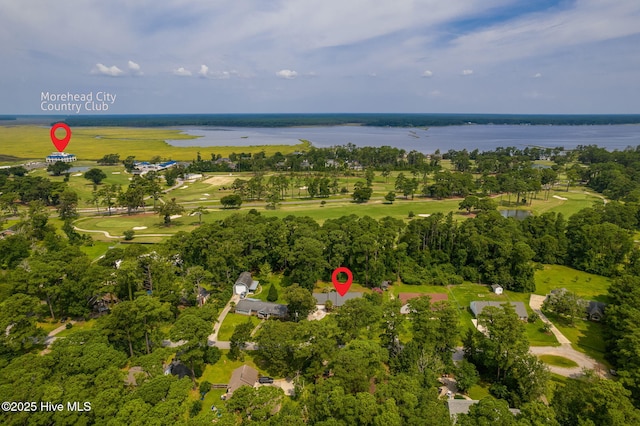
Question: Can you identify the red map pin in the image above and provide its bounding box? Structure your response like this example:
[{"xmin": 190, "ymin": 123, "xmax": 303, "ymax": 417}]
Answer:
[
  {"xmin": 331, "ymin": 267, "xmax": 353, "ymax": 296},
  {"xmin": 50, "ymin": 123, "xmax": 72, "ymax": 152}
]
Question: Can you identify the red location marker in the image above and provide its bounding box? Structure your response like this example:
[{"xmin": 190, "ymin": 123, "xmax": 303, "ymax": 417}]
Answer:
[
  {"xmin": 50, "ymin": 123, "xmax": 72, "ymax": 152},
  {"xmin": 331, "ymin": 267, "xmax": 353, "ymax": 296}
]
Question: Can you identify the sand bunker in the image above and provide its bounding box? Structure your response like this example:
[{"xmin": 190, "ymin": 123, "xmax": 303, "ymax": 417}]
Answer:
[
  {"xmin": 170, "ymin": 215, "xmax": 182, "ymax": 220},
  {"xmin": 553, "ymin": 195, "xmax": 568, "ymax": 201},
  {"xmin": 204, "ymin": 175, "xmax": 237, "ymax": 186},
  {"xmin": 111, "ymin": 172, "xmax": 121, "ymax": 174},
  {"xmin": 418, "ymin": 214, "xmax": 431, "ymax": 218},
  {"xmin": 132, "ymin": 226, "xmax": 147, "ymax": 230},
  {"xmin": 203, "ymin": 193, "xmax": 210, "ymax": 196},
  {"xmin": 199, "ymin": 198, "xmax": 208, "ymax": 200},
  {"xmin": 180, "ymin": 185, "xmax": 189, "ymax": 190},
  {"xmin": 72, "ymin": 173, "xmax": 82, "ymax": 177}
]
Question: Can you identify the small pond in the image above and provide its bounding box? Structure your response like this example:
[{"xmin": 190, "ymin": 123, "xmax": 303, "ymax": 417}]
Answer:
[
  {"xmin": 67, "ymin": 166, "xmax": 90, "ymax": 173},
  {"xmin": 500, "ymin": 210, "xmax": 532, "ymax": 220}
]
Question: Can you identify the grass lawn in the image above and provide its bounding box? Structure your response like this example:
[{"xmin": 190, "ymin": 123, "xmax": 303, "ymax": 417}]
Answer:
[
  {"xmin": 37, "ymin": 321, "xmax": 63, "ymax": 334},
  {"xmin": 251, "ymin": 277, "xmax": 287, "ymax": 304},
  {"xmin": 55, "ymin": 319, "xmax": 96, "ymax": 337},
  {"xmin": 545, "ymin": 313, "xmax": 609, "ymax": 366},
  {"xmin": 526, "ymin": 320, "xmax": 560, "ymax": 347},
  {"xmin": 194, "ymin": 351, "xmax": 266, "ymax": 415},
  {"xmin": 80, "ymin": 241, "xmax": 117, "ymax": 260},
  {"xmin": 467, "ymin": 382, "xmax": 491, "ymax": 400},
  {"xmin": 447, "ymin": 283, "xmax": 558, "ymax": 346},
  {"xmin": 390, "ymin": 283, "xmax": 450, "ymax": 297},
  {"xmin": 0, "ymin": 126, "xmax": 310, "ymax": 161},
  {"xmin": 217, "ymin": 313, "xmax": 260, "ymax": 341},
  {"xmin": 535, "ymin": 265, "xmax": 611, "ymax": 302},
  {"xmin": 539, "ymin": 355, "xmax": 579, "ymax": 368}
]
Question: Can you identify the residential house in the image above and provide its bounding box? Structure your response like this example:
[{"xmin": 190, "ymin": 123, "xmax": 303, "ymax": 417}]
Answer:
[
  {"xmin": 399, "ymin": 293, "xmax": 448, "ymax": 314},
  {"xmin": 165, "ymin": 360, "xmax": 192, "ymax": 379},
  {"xmin": 235, "ymin": 299, "xmax": 288, "ymax": 319},
  {"xmin": 469, "ymin": 301, "xmax": 528, "ymax": 321},
  {"xmin": 227, "ymin": 365, "xmax": 259, "ymax": 395},
  {"xmin": 234, "ymin": 271, "xmax": 258, "ymax": 297},
  {"xmin": 196, "ymin": 287, "xmax": 210, "ymax": 307},
  {"xmin": 447, "ymin": 400, "xmax": 520, "ymax": 423},
  {"xmin": 586, "ymin": 301, "xmax": 606, "ymax": 322},
  {"xmin": 313, "ymin": 291, "xmax": 363, "ymax": 308}
]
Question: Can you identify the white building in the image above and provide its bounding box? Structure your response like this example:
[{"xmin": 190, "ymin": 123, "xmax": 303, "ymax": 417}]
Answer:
[{"xmin": 46, "ymin": 152, "xmax": 76, "ymax": 163}]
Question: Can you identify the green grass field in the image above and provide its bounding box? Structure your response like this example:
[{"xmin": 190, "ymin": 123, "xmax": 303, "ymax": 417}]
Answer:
[
  {"xmin": 0, "ymin": 126, "xmax": 310, "ymax": 161},
  {"xmin": 467, "ymin": 382, "xmax": 491, "ymax": 400},
  {"xmin": 544, "ymin": 312, "xmax": 609, "ymax": 366},
  {"xmin": 535, "ymin": 265, "xmax": 611, "ymax": 302},
  {"xmin": 195, "ymin": 351, "xmax": 265, "ymax": 416},
  {"xmin": 217, "ymin": 313, "xmax": 260, "ymax": 341},
  {"xmin": 539, "ymin": 355, "xmax": 579, "ymax": 368},
  {"xmin": 55, "ymin": 319, "xmax": 96, "ymax": 337}
]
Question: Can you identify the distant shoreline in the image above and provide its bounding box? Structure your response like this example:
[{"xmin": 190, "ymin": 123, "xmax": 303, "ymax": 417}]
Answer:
[{"xmin": 2, "ymin": 113, "xmax": 640, "ymax": 128}]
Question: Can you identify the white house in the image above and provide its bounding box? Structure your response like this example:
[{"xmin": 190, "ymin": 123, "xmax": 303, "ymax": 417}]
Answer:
[{"xmin": 234, "ymin": 271, "xmax": 258, "ymax": 297}]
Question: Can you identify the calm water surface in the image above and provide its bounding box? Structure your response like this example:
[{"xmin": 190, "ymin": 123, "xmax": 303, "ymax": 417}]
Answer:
[{"xmin": 167, "ymin": 125, "xmax": 640, "ymax": 152}]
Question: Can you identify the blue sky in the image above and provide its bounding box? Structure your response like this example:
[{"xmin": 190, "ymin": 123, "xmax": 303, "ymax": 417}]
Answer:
[{"xmin": 1, "ymin": 0, "xmax": 639, "ymax": 114}]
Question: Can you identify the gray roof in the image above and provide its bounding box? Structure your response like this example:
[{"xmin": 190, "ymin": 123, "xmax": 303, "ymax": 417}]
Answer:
[
  {"xmin": 470, "ymin": 301, "xmax": 528, "ymax": 319},
  {"xmin": 236, "ymin": 271, "xmax": 253, "ymax": 287},
  {"xmin": 249, "ymin": 280, "xmax": 259, "ymax": 292},
  {"xmin": 587, "ymin": 301, "xmax": 606, "ymax": 316},
  {"xmin": 235, "ymin": 299, "xmax": 288, "ymax": 317},
  {"xmin": 448, "ymin": 399, "xmax": 479, "ymax": 418},
  {"xmin": 228, "ymin": 365, "xmax": 259, "ymax": 393},
  {"xmin": 447, "ymin": 399, "xmax": 520, "ymax": 421},
  {"xmin": 313, "ymin": 291, "xmax": 364, "ymax": 307},
  {"xmin": 491, "ymin": 284, "xmax": 503, "ymax": 290}
]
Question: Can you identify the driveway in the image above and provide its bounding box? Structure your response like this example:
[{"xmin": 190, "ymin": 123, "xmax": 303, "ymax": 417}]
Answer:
[{"xmin": 528, "ymin": 294, "xmax": 608, "ymax": 377}]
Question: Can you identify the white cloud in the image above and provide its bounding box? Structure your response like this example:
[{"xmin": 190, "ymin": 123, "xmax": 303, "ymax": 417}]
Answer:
[
  {"xmin": 533, "ymin": 72, "xmax": 542, "ymax": 78},
  {"xmin": 128, "ymin": 60, "xmax": 143, "ymax": 76},
  {"xmin": 91, "ymin": 63, "xmax": 123, "ymax": 77},
  {"xmin": 422, "ymin": 70, "xmax": 433, "ymax": 78},
  {"xmin": 198, "ymin": 64, "xmax": 209, "ymax": 77},
  {"xmin": 173, "ymin": 67, "xmax": 192, "ymax": 77},
  {"xmin": 461, "ymin": 69, "xmax": 474, "ymax": 76},
  {"xmin": 276, "ymin": 69, "xmax": 298, "ymax": 79}
]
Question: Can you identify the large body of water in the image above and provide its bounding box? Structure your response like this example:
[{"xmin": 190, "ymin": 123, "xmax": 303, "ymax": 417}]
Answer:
[{"xmin": 167, "ymin": 124, "xmax": 640, "ymax": 152}]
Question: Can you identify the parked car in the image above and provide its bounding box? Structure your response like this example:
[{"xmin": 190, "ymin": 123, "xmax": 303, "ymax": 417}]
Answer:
[{"xmin": 258, "ymin": 376, "xmax": 274, "ymax": 384}]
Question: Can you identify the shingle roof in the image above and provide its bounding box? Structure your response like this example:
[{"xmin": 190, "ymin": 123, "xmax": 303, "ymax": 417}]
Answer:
[
  {"xmin": 447, "ymin": 399, "xmax": 479, "ymax": 417},
  {"xmin": 398, "ymin": 292, "xmax": 448, "ymax": 305},
  {"xmin": 313, "ymin": 291, "xmax": 363, "ymax": 307},
  {"xmin": 470, "ymin": 301, "xmax": 528, "ymax": 319},
  {"xmin": 235, "ymin": 299, "xmax": 288, "ymax": 317},
  {"xmin": 236, "ymin": 272, "xmax": 253, "ymax": 287},
  {"xmin": 228, "ymin": 365, "xmax": 259, "ymax": 393}
]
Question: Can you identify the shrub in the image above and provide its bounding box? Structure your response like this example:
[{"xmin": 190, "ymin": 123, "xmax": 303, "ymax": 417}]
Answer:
[{"xmin": 123, "ymin": 230, "xmax": 135, "ymax": 240}]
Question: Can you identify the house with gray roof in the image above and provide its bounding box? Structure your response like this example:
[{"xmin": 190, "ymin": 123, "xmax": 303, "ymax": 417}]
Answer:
[
  {"xmin": 586, "ymin": 301, "xmax": 606, "ymax": 322},
  {"xmin": 313, "ymin": 291, "xmax": 363, "ymax": 308},
  {"xmin": 235, "ymin": 299, "xmax": 288, "ymax": 319},
  {"xmin": 470, "ymin": 301, "xmax": 528, "ymax": 321},
  {"xmin": 447, "ymin": 399, "xmax": 521, "ymax": 423},
  {"xmin": 234, "ymin": 271, "xmax": 259, "ymax": 297},
  {"xmin": 227, "ymin": 365, "xmax": 259, "ymax": 395}
]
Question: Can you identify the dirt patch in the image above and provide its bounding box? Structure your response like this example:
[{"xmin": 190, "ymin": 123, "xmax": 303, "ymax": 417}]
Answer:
[{"xmin": 204, "ymin": 175, "xmax": 237, "ymax": 186}]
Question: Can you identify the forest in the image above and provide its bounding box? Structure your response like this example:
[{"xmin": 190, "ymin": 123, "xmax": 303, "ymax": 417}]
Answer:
[{"xmin": 2, "ymin": 143, "xmax": 640, "ymax": 424}]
